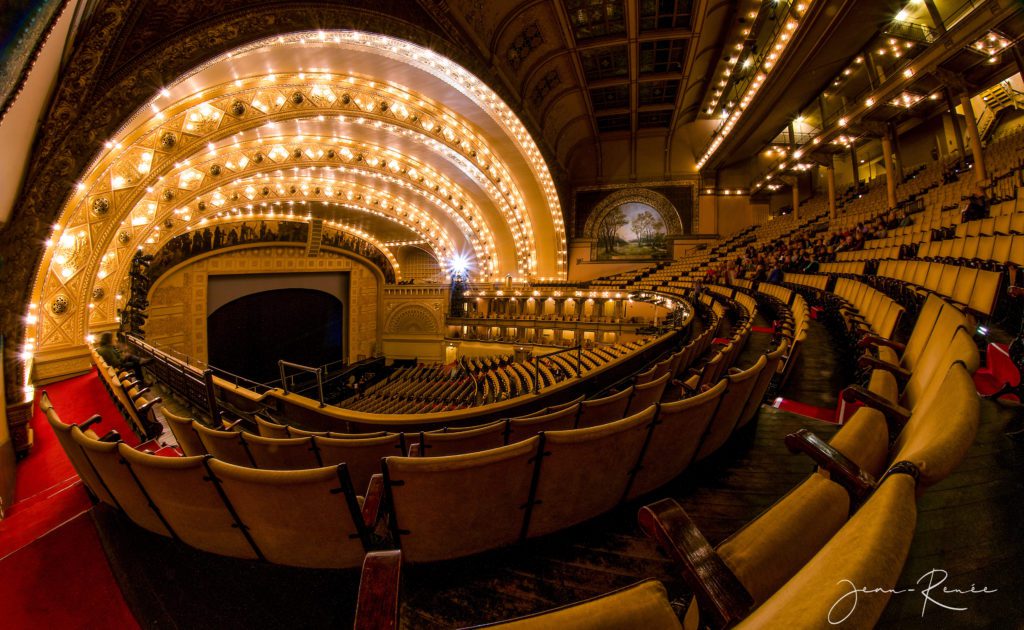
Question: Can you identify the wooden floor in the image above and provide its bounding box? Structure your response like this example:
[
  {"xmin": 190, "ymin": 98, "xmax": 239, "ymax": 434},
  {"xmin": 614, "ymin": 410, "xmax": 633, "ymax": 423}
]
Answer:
[{"xmin": 95, "ymin": 311, "xmax": 1024, "ymax": 629}]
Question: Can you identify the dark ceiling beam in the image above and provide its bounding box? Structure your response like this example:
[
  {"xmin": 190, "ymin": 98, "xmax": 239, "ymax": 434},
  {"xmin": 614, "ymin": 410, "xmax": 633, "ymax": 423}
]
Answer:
[{"xmin": 550, "ymin": 0, "xmax": 603, "ymax": 172}]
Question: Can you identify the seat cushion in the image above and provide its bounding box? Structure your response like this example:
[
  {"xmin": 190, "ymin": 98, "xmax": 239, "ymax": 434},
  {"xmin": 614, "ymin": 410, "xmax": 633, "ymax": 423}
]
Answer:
[
  {"xmin": 876, "ymin": 345, "xmax": 900, "ymax": 366},
  {"xmin": 717, "ymin": 474, "xmax": 850, "ymax": 605},
  {"xmin": 828, "ymin": 407, "xmax": 890, "ymax": 478},
  {"xmin": 867, "ymin": 369, "xmax": 899, "ymax": 404}
]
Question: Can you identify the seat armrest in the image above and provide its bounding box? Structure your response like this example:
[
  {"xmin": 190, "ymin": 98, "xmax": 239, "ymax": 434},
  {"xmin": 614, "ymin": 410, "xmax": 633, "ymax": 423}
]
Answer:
[
  {"xmin": 221, "ymin": 418, "xmax": 243, "ymax": 430},
  {"xmin": 784, "ymin": 429, "xmax": 877, "ymax": 500},
  {"xmin": 361, "ymin": 474, "xmax": 386, "ymax": 528},
  {"xmin": 841, "ymin": 385, "xmax": 911, "ymax": 432},
  {"xmin": 638, "ymin": 498, "xmax": 753, "ymax": 629},
  {"xmin": 354, "ymin": 550, "xmax": 402, "ymax": 630},
  {"xmin": 99, "ymin": 429, "xmax": 121, "ymax": 443},
  {"xmin": 129, "ymin": 386, "xmax": 151, "ymax": 401},
  {"xmin": 407, "ymin": 443, "xmax": 422, "ymax": 457},
  {"xmin": 858, "ymin": 355, "xmax": 911, "ymax": 382},
  {"xmin": 857, "ymin": 334, "xmax": 906, "ymax": 353},
  {"xmin": 79, "ymin": 414, "xmax": 103, "ymax": 432},
  {"xmin": 136, "ymin": 397, "xmax": 162, "ymax": 416}
]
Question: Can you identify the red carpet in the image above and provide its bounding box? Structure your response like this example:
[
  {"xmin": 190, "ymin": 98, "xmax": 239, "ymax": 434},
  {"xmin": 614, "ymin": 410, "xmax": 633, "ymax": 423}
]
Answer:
[
  {"xmin": 771, "ymin": 396, "xmax": 839, "ymax": 424},
  {"xmin": 1, "ymin": 371, "xmax": 142, "ymax": 562},
  {"xmin": 751, "ymin": 326, "xmax": 775, "ymax": 334},
  {"xmin": 0, "ymin": 512, "xmax": 139, "ymax": 630}
]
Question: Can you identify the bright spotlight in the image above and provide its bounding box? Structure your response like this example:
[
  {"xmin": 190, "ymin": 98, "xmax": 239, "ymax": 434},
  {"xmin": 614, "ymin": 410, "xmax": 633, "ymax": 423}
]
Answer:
[{"xmin": 450, "ymin": 254, "xmax": 469, "ymax": 275}]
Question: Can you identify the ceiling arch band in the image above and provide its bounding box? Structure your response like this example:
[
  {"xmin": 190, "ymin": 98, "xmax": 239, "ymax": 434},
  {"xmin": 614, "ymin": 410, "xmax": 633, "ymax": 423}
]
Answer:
[{"xmin": 28, "ymin": 30, "xmax": 568, "ymax": 358}]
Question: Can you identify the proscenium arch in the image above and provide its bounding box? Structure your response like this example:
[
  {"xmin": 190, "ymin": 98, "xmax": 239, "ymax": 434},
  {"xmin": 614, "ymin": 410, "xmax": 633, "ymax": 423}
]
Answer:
[
  {"xmin": 24, "ymin": 29, "xmax": 569, "ymax": 379},
  {"xmin": 582, "ymin": 188, "xmax": 686, "ymax": 239}
]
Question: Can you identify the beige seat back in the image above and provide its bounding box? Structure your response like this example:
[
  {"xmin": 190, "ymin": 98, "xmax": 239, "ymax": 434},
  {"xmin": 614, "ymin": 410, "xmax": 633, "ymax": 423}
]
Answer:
[
  {"xmin": 577, "ymin": 387, "xmax": 632, "ymax": 428},
  {"xmin": 244, "ymin": 433, "xmax": 320, "ymax": 470},
  {"xmin": 255, "ymin": 415, "xmax": 290, "ymax": 438},
  {"xmin": 633, "ymin": 365, "xmax": 657, "ymax": 385},
  {"xmin": 208, "ymin": 459, "xmax": 367, "ymax": 568},
  {"xmin": 892, "ymin": 362, "xmax": 979, "ymax": 491},
  {"xmin": 119, "ymin": 445, "xmax": 259, "ymax": 559},
  {"xmin": 384, "ymin": 437, "xmax": 540, "ymax": 563},
  {"xmin": 288, "ymin": 426, "xmax": 388, "ymax": 439},
  {"xmin": 193, "ymin": 422, "xmax": 255, "ymax": 467},
  {"xmin": 527, "ymin": 407, "xmax": 656, "ymax": 539},
  {"xmin": 71, "ymin": 428, "xmax": 171, "ymax": 536},
  {"xmin": 738, "ymin": 340, "xmax": 788, "ymax": 429},
  {"xmin": 315, "ymin": 433, "xmax": 406, "ymax": 491},
  {"xmin": 695, "ymin": 356, "xmax": 767, "ymax": 461},
  {"xmin": 417, "ymin": 420, "xmax": 508, "ymax": 457},
  {"xmin": 507, "ymin": 404, "xmax": 580, "ymax": 445},
  {"xmin": 626, "ymin": 373, "xmax": 670, "ymax": 416},
  {"xmin": 627, "ymin": 380, "xmax": 727, "ymax": 500},
  {"xmin": 903, "ymin": 325, "xmax": 978, "ymax": 410},
  {"xmin": 161, "ymin": 405, "xmax": 207, "ymax": 456}
]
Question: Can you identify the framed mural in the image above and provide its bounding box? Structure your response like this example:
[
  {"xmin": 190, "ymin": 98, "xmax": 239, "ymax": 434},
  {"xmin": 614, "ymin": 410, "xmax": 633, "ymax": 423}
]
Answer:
[
  {"xmin": 576, "ymin": 185, "xmax": 693, "ymax": 261},
  {"xmin": 595, "ymin": 202, "xmax": 668, "ymax": 260}
]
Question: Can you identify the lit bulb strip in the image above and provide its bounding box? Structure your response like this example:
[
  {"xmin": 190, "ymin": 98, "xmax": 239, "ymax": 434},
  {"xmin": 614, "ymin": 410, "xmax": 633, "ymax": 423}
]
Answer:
[{"xmin": 696, "ymin": 2, "xmax": 814, "ymax": 170}]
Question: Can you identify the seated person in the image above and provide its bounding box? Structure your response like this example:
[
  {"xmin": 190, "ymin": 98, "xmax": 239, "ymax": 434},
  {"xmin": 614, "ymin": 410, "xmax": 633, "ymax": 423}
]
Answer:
[{"xmin": 95, "ymin": 332, "xmax": 145, "ymax": 382}]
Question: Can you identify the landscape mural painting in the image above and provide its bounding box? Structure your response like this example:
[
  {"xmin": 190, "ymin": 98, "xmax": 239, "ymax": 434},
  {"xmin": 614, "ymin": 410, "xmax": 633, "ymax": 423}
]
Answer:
[{"xmin": 595, "ymin": 202, "xmax": 668, "ymax": 260}]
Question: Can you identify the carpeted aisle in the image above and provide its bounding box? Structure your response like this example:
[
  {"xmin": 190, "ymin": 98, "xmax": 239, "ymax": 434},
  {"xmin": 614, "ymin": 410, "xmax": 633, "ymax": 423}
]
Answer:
[
  {"xmin": 0, "ymin": 371, "xmax": 143, "ymax": 628},
  {"xmin": 0, "ymin": 512, "xmax": 139, "ymax": 630}
]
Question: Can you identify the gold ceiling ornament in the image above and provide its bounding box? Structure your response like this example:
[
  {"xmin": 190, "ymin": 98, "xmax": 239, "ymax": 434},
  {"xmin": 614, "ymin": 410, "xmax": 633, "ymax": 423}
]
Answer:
[{"xmin": 65, "ymin": 72, "xmax": 540, "ymax": 273}]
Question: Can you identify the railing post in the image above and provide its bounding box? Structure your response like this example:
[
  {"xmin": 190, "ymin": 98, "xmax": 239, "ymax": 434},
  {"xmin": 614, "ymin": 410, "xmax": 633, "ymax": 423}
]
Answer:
[
  {"xmin": 317, "ymin": 367, "xmax": 326, "ymax": 408},
  {"xmin": 203, "ymin": 369, "xmax": 221, "ymax": 422},
  {"xmin": 278, "ymin": 360, "xmax": 289, "ymax": 395}
]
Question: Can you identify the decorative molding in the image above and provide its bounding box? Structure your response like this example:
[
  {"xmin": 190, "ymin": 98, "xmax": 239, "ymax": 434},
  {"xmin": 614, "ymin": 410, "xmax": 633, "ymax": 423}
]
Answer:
[{"xmin": 384, "ymin": 303, "xmax": 441, "ymax": 335}]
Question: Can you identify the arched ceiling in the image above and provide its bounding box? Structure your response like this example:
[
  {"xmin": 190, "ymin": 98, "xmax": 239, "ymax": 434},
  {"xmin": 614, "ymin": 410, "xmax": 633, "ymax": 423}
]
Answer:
[{"xmin": 28, "ymin": 30, "xmax": 570, "ymax": 356}]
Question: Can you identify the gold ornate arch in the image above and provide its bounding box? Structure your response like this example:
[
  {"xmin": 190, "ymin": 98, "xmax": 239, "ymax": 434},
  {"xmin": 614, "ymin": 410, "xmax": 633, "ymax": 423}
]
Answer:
[{"xmin": 23, "ymin": 30, "xmax": 569, "ymax": 385}]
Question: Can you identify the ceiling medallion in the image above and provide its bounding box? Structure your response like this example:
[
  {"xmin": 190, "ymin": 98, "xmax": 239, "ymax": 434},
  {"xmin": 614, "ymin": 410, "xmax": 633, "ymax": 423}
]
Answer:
[
  {"xmin": 51, "ymin": 295, "xmax": 69, "ymax": 315},
  {"xmin": 92, "ymin": 197, "xmax": 110, "ymax": 216}
]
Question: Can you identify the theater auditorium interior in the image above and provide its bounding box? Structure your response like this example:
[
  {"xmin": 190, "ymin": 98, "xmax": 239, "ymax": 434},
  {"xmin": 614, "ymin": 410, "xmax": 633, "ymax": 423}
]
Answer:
[{"xmin": 2, "ymin": 0, "xmax": 1024, "ymax": 627}]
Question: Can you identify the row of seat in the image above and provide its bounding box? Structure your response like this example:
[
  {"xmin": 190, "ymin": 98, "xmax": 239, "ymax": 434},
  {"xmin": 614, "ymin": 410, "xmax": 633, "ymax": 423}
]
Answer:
[
  {"xmin": 875, "ymin": 258, "xmax": 1002, "ymax": 317},
  {"xmin": 43, "ymin": 392, "xmax": 378, "ymax": 569},
  {"xmin": 55, "ymin": 293, "xmax": 788, "ymax": 572},
  {"xmin": 830, "ymin": 278, "xmax": 905, "ymax": 342},
  {"xmin": 90, "ymin": 347, "xmax": 161, "ymax": 439},
  {"xmin": 352, "ymin": 296, "xmax": 978, "ymax": 628},
  {"xmin": 818, "ymin": 261, "xmax": 865, "ymax": 275},
  {"xmin": 918, "ymin": 232, "xmax": 1024, "ymax": 267},
  {"xmin": 629, "ymin": 295, "xmax": 980, "ymax": 629}
]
